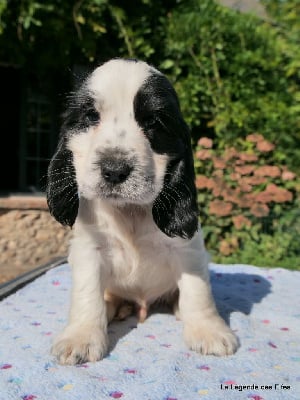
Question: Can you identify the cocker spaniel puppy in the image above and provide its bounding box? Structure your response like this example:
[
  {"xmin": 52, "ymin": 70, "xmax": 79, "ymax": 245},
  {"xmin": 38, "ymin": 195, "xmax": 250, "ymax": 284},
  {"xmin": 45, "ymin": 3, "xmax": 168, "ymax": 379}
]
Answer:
[{"xmin": 47, "ymin": 58, "xmax": 238, "ymax": 365}]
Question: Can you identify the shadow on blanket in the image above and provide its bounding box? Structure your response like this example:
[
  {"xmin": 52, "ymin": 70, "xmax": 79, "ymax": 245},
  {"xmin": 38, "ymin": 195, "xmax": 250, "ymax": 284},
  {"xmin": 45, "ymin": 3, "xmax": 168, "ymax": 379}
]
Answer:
[
  {"xmin": 210, "ymin": 270, "xmax": 272, "ymax": 323},
  {"xmin": 107, "ymin": 270, "xmax": 271, "ymax": 353}
]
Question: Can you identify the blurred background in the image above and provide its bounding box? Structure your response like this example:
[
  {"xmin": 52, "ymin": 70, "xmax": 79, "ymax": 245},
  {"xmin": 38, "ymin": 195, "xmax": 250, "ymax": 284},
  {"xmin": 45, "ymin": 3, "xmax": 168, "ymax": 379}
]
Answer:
[{"xmin": 0, "ymin": 0, "xmax": 299, "ymax": 282}]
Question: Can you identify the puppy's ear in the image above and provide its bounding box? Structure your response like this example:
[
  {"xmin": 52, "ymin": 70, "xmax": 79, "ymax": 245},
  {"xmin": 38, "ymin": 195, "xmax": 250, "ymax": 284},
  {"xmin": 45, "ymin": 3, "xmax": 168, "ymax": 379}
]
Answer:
[
  {"xmin": 46, "ymin": 138, "xmax": 79, "ymax": 227},
  {"xmin": 152, "ymin": 127, "xmax": 199, "ymax": 239}
]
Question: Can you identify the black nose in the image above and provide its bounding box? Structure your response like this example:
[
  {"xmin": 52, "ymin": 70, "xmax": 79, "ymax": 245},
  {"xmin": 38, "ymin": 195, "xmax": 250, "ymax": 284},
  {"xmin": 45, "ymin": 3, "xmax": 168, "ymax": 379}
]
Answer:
[{"xmin": 101, "ymin": 159, "xmax": 133, "ymax": 184}]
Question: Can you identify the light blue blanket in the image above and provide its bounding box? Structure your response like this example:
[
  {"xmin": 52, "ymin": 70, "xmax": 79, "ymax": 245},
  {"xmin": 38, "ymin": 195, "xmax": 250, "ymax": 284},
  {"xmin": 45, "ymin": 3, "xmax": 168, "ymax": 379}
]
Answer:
[{"xmin": 0, "ymin": 263, "xmax": 299, "ymax": 400}]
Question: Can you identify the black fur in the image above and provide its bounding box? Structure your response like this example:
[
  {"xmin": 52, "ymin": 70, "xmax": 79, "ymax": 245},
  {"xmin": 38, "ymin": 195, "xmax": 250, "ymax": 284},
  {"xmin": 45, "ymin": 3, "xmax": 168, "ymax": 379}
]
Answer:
[
  {"xmin": 46, "ymin": 85, "xmax": 99, "ymax": 227},
  {"xmin": 46, "ymin": 137, "xmax": 79, "ymax": 227},
  {"xmin": 62, "ymin": 87, "xmax": 100, "ymax": 133},
  {"xmin": 134, "ymin": 72, "xmax": 199, "ymax": 239}
]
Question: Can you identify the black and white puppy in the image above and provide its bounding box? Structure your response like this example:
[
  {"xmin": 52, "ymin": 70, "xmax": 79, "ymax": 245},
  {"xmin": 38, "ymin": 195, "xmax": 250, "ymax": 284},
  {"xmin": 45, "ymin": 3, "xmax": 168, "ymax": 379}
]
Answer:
[{"xmin": 47, "ymin": 58, "xmax": 238, "ymax": 365}]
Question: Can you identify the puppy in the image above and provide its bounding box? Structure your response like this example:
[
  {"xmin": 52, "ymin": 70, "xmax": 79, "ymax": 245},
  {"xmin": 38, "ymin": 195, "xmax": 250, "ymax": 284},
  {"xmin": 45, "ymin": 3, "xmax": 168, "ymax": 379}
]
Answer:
[{"xmin": 47, "ymin": 58, "xmax": 238, "ymax": 365}]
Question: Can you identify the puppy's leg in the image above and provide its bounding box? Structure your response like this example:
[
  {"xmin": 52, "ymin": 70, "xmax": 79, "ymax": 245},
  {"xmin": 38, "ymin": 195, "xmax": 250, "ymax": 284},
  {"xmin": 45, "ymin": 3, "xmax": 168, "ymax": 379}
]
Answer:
[
  {"xmin": 176, "ymin": 249, "xmax": 239, "ymax": 356},
  {"xmin": 105, "ymin": 291, "xmax": 122, "ymax": 323},
  {"xmin": 51, "ymin": 239, "xmax": 108, "ymax": 365},
  {"xmin": 104, "ymin": 290, "xmax": 134, "ymax": 322}
]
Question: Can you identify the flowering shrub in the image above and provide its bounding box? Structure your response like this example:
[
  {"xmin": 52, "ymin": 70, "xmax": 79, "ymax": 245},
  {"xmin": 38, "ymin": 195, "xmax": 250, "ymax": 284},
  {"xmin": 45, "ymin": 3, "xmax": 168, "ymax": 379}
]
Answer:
[{"xmin": 195, "ymin": 134, "xmax": 300, "ymax": 268}]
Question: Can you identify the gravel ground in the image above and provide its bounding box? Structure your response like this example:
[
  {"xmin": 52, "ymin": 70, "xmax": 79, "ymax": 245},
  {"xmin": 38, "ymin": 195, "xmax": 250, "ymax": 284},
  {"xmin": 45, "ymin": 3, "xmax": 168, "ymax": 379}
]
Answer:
[{"xmin": 0, "ymin": 209, "xmax": 71, "ymax": 284}]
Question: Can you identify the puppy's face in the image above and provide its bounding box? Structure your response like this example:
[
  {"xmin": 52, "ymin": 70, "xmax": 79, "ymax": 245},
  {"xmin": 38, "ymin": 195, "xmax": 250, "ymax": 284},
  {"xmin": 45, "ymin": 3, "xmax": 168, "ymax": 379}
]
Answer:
[
  {"xmin": 47, "ymin": 59, "xmax": 198, "ymax": 239},
  {"xmin": 67, "ymin": 60, "xmax": 173, "ymax": 205}
]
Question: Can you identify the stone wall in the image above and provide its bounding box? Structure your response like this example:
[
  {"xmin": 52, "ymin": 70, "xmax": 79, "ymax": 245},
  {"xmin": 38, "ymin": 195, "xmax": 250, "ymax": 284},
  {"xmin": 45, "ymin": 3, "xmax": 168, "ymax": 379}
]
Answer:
[{"xmin": 0, "ymin": 196, "xmax": 71, "ymax": 283}]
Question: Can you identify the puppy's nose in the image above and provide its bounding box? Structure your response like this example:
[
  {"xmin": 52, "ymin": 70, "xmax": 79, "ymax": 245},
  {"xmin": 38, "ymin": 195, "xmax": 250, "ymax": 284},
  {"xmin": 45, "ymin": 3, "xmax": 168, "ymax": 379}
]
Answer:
[{"xmin": 101, "ymin": 159, "xmax": 133, "ymax": 184}]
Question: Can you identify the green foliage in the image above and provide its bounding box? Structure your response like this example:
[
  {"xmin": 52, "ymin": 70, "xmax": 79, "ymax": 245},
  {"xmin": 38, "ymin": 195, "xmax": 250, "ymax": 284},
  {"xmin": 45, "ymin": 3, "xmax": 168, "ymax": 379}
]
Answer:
[
  {"xmin": 0, "ymin": 0, "xmax": 7, "ymax": 34},
  {"xmin": 195, "ymin": 134, "xmax": 300, "ymax": 269},
  {"xmin": 263, "ymin": 0, "xmax": 300, "ymax": 81},
  {"xmin": 1, "ymin": 0, "xmax": 300, "ymax": 168},
  {"xmin": 162, "ymin": 0, "xmax": 300, "ymax": 170},
  {"xmin": 0, "ymin": 0, "xmax": 174, "ymax": 73},
  {"xmin": 0, "ymin": 0, "xmax": 111, "ymax": 70}
]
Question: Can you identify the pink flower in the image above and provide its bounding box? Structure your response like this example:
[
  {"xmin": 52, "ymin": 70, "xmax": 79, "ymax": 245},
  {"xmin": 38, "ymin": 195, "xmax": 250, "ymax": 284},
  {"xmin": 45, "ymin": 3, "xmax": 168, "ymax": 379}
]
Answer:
[
  {"xmin": 195, "ymin": 149, "xmax": 212, "ymax": 160},
  {"xmin": 212, "ymin": 169, "xmax": 224, "ymax": 178},
  {"xmin": 255, "ymin": 191, "xmax": 274, "ymax": 203},
  {"xmin": 221, "ymin": 187, "xmax": 242, "ymax": 204},
  {"xmin": 198, "ymin": 137, "xmax": 213, "ymax": 148},
  {"xmin": 195, "ymin": 175, "xmax": 214, "ymax": 189},
  {"xmin": 239, "ymin": 153, "xmax": 258, "ymax": 162},
  {"xmin": 238, "ymin": 195, "xmax": 253, "ymax": 208},
  {"xmin": 256, "ymin": 140, "xmax": 275, "ymax": 152},
  {"xmin": 254, "ymin": 166, "xmax": 281, "ymax": 178},
  {"xmin": 246, "ymin": 133, "xmax": 264, "ymax": 143},
  {"xmin": 232, "ymin": 215, "xmax": 252, "ymax": 229},
  {"xmin": 230, "ymin": 172, "xmax": 241, "ymax": 181},
  {"xmin": 266, "ymin": 184, "xmax": 293, "ymax": 202},
  {"xmin": 219, "ymin": 241, "xmax": 231, "ymax": 256},
  {"xmin": 243, "ymin": 176, "xmax": 267, "ymax": 185},
  {"xmin": 209, "ymin": 200, "xmax": 233, "ymax": 217},
  {"xmin": 238, "ymin": 179, "xmax": 252, "ymax": 193},
  {"xmin": 235, "ymin": 165, "xmax": 255, "ymax": 175},
  {"xmin": 250, "ymin": 203, "xmax": 269, "ymax": 217},
  {"xmin": 219, "ymin": 237, "xmax": 238, "ymax": 256},
  {"xmin": 235, "ymin": 159, "xmax": 245, "ymax": 166},
  {"xmin": 213, "ymin": 156, "xmax": 226, "ymax": 169},
  {"xmin": 281, "ymin": 170, "xmax": 296, "ymax": 181}
]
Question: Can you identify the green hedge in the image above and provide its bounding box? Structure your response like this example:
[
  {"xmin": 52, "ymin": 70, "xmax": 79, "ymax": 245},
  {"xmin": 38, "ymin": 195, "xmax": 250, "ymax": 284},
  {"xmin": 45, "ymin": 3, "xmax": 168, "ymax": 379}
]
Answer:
[{"xmin": 161, "ymin": 0, "xmax": 300, "ymax": 171}]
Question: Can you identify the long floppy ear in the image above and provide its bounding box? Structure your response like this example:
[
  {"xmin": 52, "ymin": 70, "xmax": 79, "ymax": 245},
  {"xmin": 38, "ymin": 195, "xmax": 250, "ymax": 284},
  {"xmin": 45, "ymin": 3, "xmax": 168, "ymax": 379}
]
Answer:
[
  {"xmin": 46, "ymin": 137, "xmax": 79, "ymax": 227},
  {"xmin": 152, "ymin": 127, "xmax": 199, "ymax": 239}
]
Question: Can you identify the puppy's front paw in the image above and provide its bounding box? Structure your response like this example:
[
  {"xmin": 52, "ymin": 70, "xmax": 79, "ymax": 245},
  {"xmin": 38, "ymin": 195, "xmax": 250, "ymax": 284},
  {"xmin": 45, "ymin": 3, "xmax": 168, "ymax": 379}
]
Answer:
[
  {"xmin": 51, "ymin": 325, "xmax": 108, "ymax": 365},
  {"xmin": 184, "ymin": 317, "xmax": 239, "ymax": 356}
]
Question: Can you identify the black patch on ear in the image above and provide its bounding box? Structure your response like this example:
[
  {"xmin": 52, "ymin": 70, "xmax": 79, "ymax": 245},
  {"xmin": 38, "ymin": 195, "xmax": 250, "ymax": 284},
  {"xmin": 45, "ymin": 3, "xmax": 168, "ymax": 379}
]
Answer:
[
  {"xmin": 134, "ymin": 72, "xmax": 185, "ymax": 156},
  {"xmin": 134, "ymin": 71, "xmax": 199, "ymax": 239},
  {"xmin": 46, "ymin": 80, "xmax": 100, "ymax": 226},
  {"xmin": 46, "ymin": 138, "xmax": 79, "ymax": 227},
  {"xmin": 152, "ymin": 146, "xmax": 199, "ymax": 240}
]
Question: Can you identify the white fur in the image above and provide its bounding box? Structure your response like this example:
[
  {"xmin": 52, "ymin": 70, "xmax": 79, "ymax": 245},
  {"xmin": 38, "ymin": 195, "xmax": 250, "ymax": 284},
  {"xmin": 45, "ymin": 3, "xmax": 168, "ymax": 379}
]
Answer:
[
  {"xmin": 51, "ymin": 59, "xmax": 239, "ymax": 364},
  {"xmin": 68, "ymin": 61, "xmax": 166, "ymax": 205}
]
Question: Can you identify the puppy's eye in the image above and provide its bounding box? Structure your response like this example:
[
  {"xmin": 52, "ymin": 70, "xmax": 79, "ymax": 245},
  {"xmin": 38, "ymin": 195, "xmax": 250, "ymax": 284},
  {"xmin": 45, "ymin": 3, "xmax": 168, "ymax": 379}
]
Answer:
[{"xmin": 85, "ymin": 108, "xmax": 100, "ymax": 124}]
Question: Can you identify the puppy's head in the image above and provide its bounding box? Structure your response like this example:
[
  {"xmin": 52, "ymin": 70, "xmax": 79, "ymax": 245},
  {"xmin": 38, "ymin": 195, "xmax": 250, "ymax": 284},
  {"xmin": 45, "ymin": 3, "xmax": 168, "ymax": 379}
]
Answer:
[{"xmin": 47, "ymin": 59, "xmax": 198, "ymax": 239}]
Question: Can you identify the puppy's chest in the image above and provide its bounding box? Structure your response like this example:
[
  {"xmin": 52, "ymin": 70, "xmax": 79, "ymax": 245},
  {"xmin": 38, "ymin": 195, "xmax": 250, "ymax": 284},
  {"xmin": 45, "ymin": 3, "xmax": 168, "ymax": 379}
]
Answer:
[
  {"xmin": 109, "ymin": 230, "xmax": 171, "ymax": 274},
  {"xmin": 104, "ymin": 227, "xmax": 177, "ymax": 301}
]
